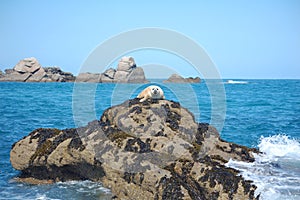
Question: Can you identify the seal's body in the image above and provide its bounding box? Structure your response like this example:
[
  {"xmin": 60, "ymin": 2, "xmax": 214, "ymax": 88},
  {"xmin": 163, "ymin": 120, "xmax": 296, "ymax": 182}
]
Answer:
[{"xmin": 137, "ymin": 85, "xmax": 165, "ymax": 102}]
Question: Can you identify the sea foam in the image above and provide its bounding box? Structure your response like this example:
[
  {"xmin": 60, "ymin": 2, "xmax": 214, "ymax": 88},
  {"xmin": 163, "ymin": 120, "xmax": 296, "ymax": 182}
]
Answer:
[
  {"xmin": 258, "ymin": 135, "xmax": 300, "ymax": 160},
  {"xmin": 226, "ymin": 80, "xmax": 248, "ymax": 84},
  {"xmin": 226, "ymin": 134, "xmax": 300, "ymax": 200}
]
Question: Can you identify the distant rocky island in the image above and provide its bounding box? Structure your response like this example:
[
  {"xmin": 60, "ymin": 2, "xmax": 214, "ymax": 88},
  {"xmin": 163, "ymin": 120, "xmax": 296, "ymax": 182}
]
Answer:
[
  {"xmin": 164, "ymin": 73, "xmax": 201, "ymax": 83},
  {"xmin": 76, "ymin": 56, "xmax": 148, "ymax": 83},
  {"xmin": 0, "ymin": 57, "xmax": 200, "ymax": 83},
  {"xmin": 0, "ymin": 57, "xmax": 75, "ymax": 82}
]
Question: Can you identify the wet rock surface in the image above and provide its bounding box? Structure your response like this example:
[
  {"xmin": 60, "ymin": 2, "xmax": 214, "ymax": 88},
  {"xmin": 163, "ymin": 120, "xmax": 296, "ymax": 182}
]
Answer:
[{"xmin": 10, "ymin": 99, "xmax": 259, "ymax": 199}]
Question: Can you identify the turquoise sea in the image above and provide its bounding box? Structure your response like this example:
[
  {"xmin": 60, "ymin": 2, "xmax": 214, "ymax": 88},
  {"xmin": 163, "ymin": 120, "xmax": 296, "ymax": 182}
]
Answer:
[{"xmin": 0, "ymin": 80, "xmax": 299, "ymax": 199}]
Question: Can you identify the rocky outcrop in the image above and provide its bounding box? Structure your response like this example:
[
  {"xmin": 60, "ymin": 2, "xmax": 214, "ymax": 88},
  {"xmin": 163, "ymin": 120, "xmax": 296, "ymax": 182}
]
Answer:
[
  {"xmin": 10, "ymin": 99, "xmax": 259, "ymax": 199},
  {"xmin": 76, "ymin": 57, "xmax": 148, "ymax": 83},
  {"xmin": 75, "ymin": 72, "xmax": 101, "ymax": 83},
  {"xmin": 1, "ymin": 56, "xmax": 147, "ymax": 83},
  {"xmin": 126, "ymin": 67, "xmax": 147, "ymax": 83},
  {"xmin": 41, "ymin": 67, "xmax": 75, "ymax": 82},
  {"xmin": 0, "ymin": 57, "xmax": 44, "ymax": 82},
  {"xmin": 185, "ymin": 77, "xmax": 201, "ymax": 83},
  {"xmin": 113, "ymin": 57, "xmax": 147, "ymax": 83},
  {"xmin": 117, "ymin": 56, "xmax": 136, "ymax": 72},
  {"xmin": 100, "ymin": 68, "xmax": 116, "ymax": 83},
  {"xmin": 0, "ymin": 57, "xmax": 75, "ymax": 82},
  {"xmin": 164, "ymin": 74, "xmax": 201, "ymax": 83}
]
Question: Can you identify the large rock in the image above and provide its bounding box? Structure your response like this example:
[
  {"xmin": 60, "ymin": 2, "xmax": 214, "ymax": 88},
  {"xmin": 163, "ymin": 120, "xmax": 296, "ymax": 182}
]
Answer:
[
  {"xmin": 76, "ymin": 57, "xmax": 148, "ymax": 83},
  {"xmin": 114, "ymin": 70, "xmax": 129, "ymax": 82},
  {"xmin": 10, "ymin": 99, "xmax": 259, "ymax": 199},
  {"xmin": 40, "ymin": 67, "xmax": 75, "ymax": 82},
  {"xmin": 113, "ymin": 64, "xmax": 147, "ymax": 83},
  {"xmin": 13, "ymin": 57, "xmax": 41, "ymax": 74},
  {"xmin": 0, "ymin": 57, "xmax": 44, "ymax": 82},
  {"xmin": 101, "ymin": 68, "xmax": 116, "ymax": 83},
  {"xmin": 164, "ymin": 74, "xmax": 201, "ymax": 83},
  {"xmin": 186, "ymin": 77, "xmax": 201, "ymax": 83},
  {"xmin": 1, "ymin": 71, "xmax": 32, "ymax": 82},
  {"xmin": 127, "ymin": 67, "xmax": 147, "ymax": 83},
  {"xmin": 117, "ymin": 56, "xmax": 136, "ymax": 72},
  {"xmin": 27, "ymin": 67, "xmax": 46, "ymax": 82},
  {"xmin": 113, "ymin": 67, "xmax": 148, "ymax": 83},
  {"xmin": 110, "ymin": 57, "xmax": 147, "ymax": 83},
  {"xmin": 103, "ymin": 68, "xmax": 116, "ymax": 79},
  {"xmin": 76, "ymin": 69, "xmax": 117, "ymax": 83}
]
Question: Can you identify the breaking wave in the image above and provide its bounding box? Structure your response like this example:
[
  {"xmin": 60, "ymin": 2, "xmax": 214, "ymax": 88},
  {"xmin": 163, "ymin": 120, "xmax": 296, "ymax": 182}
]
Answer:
[{"xmin": 226, "ymin": 135, "xmax": 300, "ymax": 200}]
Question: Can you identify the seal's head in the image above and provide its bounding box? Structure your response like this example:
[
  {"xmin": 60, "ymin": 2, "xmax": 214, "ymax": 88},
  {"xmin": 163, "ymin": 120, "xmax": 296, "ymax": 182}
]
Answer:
[
  {"xmin": 151, "ymin": 86, "xmax": 160, "ymax": 95},
  {"xmin": 150, "ymin": 86, "xmax": 163, "ymax": 98}
]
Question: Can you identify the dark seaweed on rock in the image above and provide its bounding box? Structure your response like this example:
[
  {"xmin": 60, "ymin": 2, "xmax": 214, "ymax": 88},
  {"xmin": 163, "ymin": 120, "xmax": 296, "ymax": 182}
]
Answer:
[{"xmin": 10, "ymin": 99, "xmax": 260, "ymax": 200}]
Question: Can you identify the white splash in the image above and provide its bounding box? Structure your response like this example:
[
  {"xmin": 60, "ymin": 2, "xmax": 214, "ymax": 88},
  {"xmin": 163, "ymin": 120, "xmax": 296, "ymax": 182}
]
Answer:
[
  {"xmin": 226, "ymin": 80, "xmax": 248, "ymax": 84},
  {"xmin": 258, "ymin": 135, "xmax": 300, "ymax": 160},
  {"xmin": 226, "ymin": 135, "xmax": 300, "ymax": 200}
]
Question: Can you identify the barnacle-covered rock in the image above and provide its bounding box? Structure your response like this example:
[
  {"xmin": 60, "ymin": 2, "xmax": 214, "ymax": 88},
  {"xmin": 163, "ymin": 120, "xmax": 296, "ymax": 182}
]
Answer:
[{"xmin": 10, "ymin": 99, "xmax": 259, "ymax": 199}]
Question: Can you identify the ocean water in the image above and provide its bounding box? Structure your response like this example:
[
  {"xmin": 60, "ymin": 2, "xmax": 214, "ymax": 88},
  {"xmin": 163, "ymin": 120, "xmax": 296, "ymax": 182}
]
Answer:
[{"xmin": 0, "ymin": 80, "xmax": 299, "ymax": 199}]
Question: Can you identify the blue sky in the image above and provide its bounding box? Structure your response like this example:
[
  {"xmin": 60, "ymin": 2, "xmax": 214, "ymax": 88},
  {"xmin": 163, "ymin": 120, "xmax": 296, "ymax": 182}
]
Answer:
[{"xmin": 0, "ymin": 0, "xmax": 299, "ymax": 78}]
